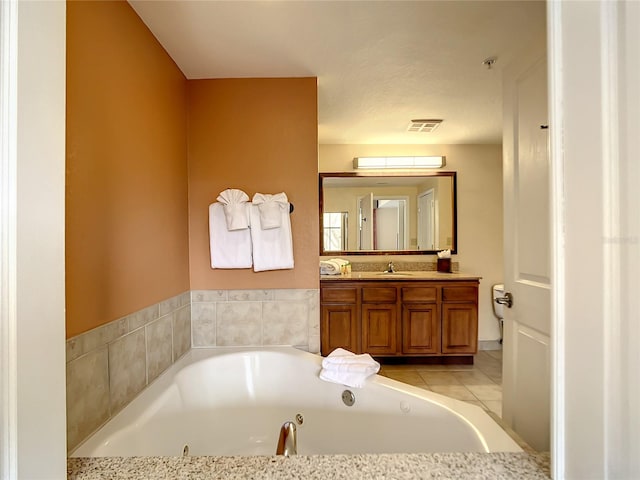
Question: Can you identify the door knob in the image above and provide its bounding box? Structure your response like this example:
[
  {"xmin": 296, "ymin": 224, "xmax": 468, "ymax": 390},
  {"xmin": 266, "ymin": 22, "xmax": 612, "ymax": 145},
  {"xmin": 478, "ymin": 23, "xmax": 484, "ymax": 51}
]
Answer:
[{"xmin": 495, "ymin": 292, "xmax": 513, "ymax": 308}]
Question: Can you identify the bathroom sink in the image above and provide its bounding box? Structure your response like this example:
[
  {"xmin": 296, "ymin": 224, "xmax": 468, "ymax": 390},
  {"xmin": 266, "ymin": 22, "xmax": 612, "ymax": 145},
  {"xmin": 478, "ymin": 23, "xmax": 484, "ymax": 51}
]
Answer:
[{"xmin": 376, "ymin": 271, "xmax": 414, "ymax": 276}]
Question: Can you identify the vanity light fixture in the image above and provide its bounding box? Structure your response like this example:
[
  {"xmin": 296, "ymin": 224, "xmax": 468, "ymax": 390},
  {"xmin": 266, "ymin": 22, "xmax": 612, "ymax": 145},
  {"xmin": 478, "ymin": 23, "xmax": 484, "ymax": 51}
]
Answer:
[{"xmin": 353, "ymin": 156, "xmax": 445, "ymax": 169}]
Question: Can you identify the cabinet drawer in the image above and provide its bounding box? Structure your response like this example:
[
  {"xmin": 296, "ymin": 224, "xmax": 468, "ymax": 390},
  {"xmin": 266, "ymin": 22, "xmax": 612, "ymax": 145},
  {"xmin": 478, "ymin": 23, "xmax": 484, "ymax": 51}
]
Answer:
[
  {"xmin": 401, "ymin": 287, "xmax": 437, "ymax": 303},
  {"xmin": 442, "ymin": 286, "xmax": 477, "ymax": 302},
  {"xmin": 321, "ymin": 287, "xmax": 357, "ymax": 303},
  {"xmin": 362, "ymin": 287, "xmax": 397, "ymax": 303}
]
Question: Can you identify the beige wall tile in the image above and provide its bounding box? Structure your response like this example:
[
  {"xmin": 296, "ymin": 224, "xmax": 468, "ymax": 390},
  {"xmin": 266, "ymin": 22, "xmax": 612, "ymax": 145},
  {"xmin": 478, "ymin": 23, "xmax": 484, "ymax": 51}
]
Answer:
[
  {"xmin": 146, "ymin": 316, "xmax": 173, "ymax": 382},
  {"xmin": 128, "ymin": 304, "xmax": 159, "ymax": 331},
  {"xmin": 66, "ymin": 318, "xmax": 128, "ymax": 362},
  {"xmin": 192, "ymin": 302, "xmax": 216, "ymax": 347},
  {"xmin": 191, "ymin": 290, "xmax": 227, "ymax": 303},
  {"xmin": 216, "ymin": 302, "xmax": 262, "ymax": 346},
  {"xmin": 173, "ymin": 305, "xmax": 191, "ymax": 360},
  {"xmin": 262, "ymin": 301, "xmax": 308, "ymax": 346},
  {"xmin": 159, "ymin": 294, "xmax": 181, "ymax": 316},
  {"xmin": 228, "ymin": 290, "xmax": 274, "ymax": 302},
  {"xmin": 108, "ymin": 329, "xmax": 147, "ymax": 414},
  {"xmin": 308, "ymin": 335, "xmax": 321, "ymax": 354},
  {"xmin": 66, "ymin": 347, "xmax": 109, "ymax": 452}
]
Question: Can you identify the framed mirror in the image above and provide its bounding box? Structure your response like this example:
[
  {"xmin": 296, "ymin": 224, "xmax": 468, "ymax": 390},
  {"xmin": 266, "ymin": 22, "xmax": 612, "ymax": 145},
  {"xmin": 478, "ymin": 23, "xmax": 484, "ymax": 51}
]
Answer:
[{"xmin": 319, "ymin": 172, "xmax": 457, "ymax": 255}]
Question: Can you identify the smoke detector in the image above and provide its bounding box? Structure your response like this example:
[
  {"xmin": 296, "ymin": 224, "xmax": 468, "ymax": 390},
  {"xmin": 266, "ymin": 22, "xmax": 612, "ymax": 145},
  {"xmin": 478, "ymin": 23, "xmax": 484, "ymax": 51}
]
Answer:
[{"xmin": 407, "ymin": 119, "xmax": 443, "ymax": 133}]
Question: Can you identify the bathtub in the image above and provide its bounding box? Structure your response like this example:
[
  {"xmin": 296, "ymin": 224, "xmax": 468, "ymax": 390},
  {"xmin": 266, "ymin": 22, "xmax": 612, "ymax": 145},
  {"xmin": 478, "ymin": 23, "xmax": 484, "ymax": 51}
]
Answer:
[{"xmin": 71, "ymin": 347, "xmax": 521, "ymax": 457}]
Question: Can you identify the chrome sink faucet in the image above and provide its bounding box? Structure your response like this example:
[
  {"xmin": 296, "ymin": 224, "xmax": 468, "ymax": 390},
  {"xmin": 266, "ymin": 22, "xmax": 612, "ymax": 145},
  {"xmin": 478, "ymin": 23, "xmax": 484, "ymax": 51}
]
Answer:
[{"xmin": 386, "ymin": 261, "xmax": 396, "ymax": 273}]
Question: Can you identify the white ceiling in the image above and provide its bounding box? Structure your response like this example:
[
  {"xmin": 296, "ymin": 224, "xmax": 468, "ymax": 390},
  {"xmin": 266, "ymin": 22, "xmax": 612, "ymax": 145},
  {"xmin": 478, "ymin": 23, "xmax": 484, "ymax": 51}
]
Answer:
[{"xmin": 129, "ymin": 0, "xmax": 546, "ymax": 145}]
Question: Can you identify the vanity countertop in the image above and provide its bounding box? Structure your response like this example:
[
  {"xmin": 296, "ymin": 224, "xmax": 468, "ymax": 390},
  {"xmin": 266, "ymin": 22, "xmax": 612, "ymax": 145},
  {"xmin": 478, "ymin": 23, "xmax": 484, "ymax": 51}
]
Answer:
[
  {"xmin": 321, "ymin": 271, "xmax": 482, "ymax": 281},
  {"xmin": 68, "ymin": 452, "xmax": 550, "ymax": 479}
]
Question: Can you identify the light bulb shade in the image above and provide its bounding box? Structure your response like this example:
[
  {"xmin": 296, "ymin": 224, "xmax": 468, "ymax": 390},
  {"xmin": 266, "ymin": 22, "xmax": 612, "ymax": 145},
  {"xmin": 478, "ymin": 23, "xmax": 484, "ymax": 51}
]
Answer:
[{"xmin": 353, "ymin": 156, "xmax": 445, "ymax": 169}]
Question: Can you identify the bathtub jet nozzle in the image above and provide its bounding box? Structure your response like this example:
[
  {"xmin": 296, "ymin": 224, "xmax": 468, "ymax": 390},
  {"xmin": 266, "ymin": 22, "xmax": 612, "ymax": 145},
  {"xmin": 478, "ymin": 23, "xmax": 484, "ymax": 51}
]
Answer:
[{"xmin": 276, "ymin": 421, "xmax": 297, "ymax": 456}]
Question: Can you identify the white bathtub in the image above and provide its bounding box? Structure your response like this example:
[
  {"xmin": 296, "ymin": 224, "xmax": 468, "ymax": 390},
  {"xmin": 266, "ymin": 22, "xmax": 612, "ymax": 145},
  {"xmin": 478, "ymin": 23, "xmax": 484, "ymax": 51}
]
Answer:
[{"xmin": 71, "ymin": 347, "xmax": 521, "ymax": 457}]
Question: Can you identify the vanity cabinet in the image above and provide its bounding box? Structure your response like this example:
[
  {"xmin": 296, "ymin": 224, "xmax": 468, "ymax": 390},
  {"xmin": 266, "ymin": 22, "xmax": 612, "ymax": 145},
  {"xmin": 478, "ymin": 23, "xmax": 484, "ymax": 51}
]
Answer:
[
  {"xmin": 320, "ymin": 286, "xmax": 359, "ymax": 354},
  {"xmin": 361, "ymin": 287, "xmax": 397, "ymax": 355},
  {"xmin": 320, "ymin": 279, "xmax": 479, "ymax": 359}
]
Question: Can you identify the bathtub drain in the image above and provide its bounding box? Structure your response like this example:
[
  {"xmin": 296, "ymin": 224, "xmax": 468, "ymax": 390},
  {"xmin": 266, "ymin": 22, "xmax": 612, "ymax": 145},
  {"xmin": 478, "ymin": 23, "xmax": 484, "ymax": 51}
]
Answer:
[
  {"xmin": 295, "ymin": 413, "xmax": 304, "ymax": 425},
  {"xmin": 342, "ymin": 390, "xmax": 356, "ymax": 407}
]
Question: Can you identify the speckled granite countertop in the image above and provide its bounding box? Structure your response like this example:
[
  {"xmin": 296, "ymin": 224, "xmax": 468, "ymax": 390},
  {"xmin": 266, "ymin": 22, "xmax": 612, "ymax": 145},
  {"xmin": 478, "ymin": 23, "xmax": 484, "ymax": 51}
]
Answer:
[
  {"xmin": 320, "ymin": 271, "xmax": 481, "ymax": 281},
  {"xmin": 68, "ymin": 452, "xmax": 550, "ymax": 479}
]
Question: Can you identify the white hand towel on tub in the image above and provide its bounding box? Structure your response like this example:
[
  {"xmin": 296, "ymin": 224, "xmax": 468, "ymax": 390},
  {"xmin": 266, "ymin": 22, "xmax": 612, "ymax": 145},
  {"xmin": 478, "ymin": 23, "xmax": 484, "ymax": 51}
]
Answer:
[
  {"xmin": 249, "ymin": 203, "xmax": 294, "ymax": 272},
  {"xmin": 209, "ymin": 202, "xmax": 253, "ymax": 269},
  {"xmin": 319, "ymin": 348, "xmax": 380, "ymax": 388},
  {"xmin": 252, "ymin": 192, "xmax": 289, "ymax": 229},
  {"xmin": 217, "ymin": 188, "xmax": 250, "ymax": 231}
]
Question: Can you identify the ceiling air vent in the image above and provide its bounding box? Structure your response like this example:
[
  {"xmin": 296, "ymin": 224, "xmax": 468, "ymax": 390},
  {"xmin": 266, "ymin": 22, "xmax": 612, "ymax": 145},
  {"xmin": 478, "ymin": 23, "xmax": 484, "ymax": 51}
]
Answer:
[{"xmin": 408, "ymin": 119, "xmax": 443, "ymax": 133}]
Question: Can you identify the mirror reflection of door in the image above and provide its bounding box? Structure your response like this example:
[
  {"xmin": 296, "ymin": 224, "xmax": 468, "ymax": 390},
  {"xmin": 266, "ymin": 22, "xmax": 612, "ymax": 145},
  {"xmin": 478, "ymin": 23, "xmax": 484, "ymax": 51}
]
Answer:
[
  {"xmin": 417, "ymin": 189, "xmax": 436, "ymax": 250},
  {"xmin": 358, "ymin": 193, "xmax": 373, "ymax": 250},
  {"xmin": 374, "ymin": 198, "xmax": 407, "ymax": 250}
]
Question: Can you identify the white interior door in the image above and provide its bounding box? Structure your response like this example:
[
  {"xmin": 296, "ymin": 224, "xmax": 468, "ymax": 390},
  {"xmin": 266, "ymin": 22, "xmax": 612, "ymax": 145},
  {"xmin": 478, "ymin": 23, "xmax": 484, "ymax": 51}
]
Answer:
[
  {"xmin": 375, "ymin": 207, "xmax": 398, "ymax": 250},
  {"xmin": 502, "ymin": 46, "xmax": 551, "ymax": 452},
  {"xmin": 358, "ymin": 192, "xmax": 373, "ymax": 250},
  {"xmin": 417, "ymin": 189, "xmax": 435, "ymax": 250}
]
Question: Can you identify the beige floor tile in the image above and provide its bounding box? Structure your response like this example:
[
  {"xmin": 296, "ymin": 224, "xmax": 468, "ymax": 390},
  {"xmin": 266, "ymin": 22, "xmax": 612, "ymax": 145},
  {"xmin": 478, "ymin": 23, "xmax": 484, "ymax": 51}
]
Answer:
[
  {"xmin": 413, "ymin": 363, "xmax": 474, "ymax": 372},
  {"xmin": 378, "ymin": 364, "xmax": 417, "ymax": 372},
  {"xmin": 474, "ymin": 355, "xmax": 502, "ymax": 370},
  {"xmin": 485, "ymin": 349, "xmax": 503, "ymax": 361},
  {"xmin": 418, "ymin": 371, "xmax": 462, "ymax": 386},
  {"xmin": 483, "ymin": 400, "xmax": 503, "ymax": 418},
  {"xmin": 429, "ymin": 385, "xmax": 477, "ymax": 401},
  {"xmin": 380, "ymin": 370, "xmax": 425, "ymax": 386},
  {"xmin": 452, "ymin": 370, "xmax": 495, "ymax": 385},
  {"xmin": 464, "ymin": 400, "xmax": 487, "ymax": 410},
  {"xmin": 484, "ymin": 372, "xmax": 503, "ymax": 384},
  {"xmin": 466, "ymin": 384, "xmax": 502, "ymax": 401}
]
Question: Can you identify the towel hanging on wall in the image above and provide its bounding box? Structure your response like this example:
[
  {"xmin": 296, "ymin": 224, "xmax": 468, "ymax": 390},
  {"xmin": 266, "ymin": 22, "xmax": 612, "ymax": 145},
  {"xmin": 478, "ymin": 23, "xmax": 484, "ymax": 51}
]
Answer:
[
  {"xmin": 209, "ymin": 202, "xmax": 253, "ymax": 269},
  {"xmin": 217, "ymin": 188, "xmax": 250, "ymax": 231},
  {"xmin": 250, "ymin": 193, "xmax": 294, "ymax": 272},
  {"xmin": 252, "ymin": 192, "xmax": 289, "ymax": 229}
]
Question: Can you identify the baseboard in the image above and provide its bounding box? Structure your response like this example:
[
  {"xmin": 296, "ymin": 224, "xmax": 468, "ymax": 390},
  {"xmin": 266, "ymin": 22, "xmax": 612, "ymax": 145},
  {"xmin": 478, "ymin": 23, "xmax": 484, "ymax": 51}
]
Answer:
[{"xmin": 478, "ymin": 340, "xmax": 502, "ymax": 351}]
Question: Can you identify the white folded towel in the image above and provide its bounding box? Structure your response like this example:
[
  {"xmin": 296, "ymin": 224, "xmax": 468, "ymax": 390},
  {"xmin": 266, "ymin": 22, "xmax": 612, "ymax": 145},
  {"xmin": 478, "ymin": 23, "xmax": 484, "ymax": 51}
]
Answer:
[
  {"xmin": 320, "ymin": 258, "xmax": 349, "ymax": 275},
  {"xmin": 217, "ymin": 188, "xmax": 250, "ymax": 231},
  {"xmin": 249, "ymin": 203, "xmax": 294, "ymax": 272},
  {"xmin": 252, "ymin": 192, "xmax": 289, "ymax": 229},
  {"xmin": 319, "ymin": 348, "xmax": 380, "ymax": 388},
  {"xmin": 209, "ymin": 202, "xmax": 253, "ymax": 269}
]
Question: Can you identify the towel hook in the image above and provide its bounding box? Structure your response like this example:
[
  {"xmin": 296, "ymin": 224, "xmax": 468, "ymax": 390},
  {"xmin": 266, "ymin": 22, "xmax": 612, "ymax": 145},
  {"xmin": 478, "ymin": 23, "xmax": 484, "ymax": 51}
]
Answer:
[{"xmin": 289, "ymin": 203, "xmax": 294, "ymax": 214}]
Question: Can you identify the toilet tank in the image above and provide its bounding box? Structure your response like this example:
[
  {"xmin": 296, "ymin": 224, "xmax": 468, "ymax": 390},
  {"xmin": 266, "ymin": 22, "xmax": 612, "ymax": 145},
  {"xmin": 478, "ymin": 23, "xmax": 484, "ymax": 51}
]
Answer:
[{"xmin": 492, "ymin": 284, "xmax": 505, "ymax": 319}]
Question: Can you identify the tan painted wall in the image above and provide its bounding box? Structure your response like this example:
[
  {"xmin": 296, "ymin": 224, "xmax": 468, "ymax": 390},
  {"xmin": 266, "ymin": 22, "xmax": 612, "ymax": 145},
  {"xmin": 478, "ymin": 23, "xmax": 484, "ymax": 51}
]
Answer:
[
  {"xmin": 66, "ymin": 0, "xmax": 190, "ymax": 338},
  {"xmin": 319, "ymin": 144, "xmax": 504, "ymax": 342},
  {"xmin": 187, "ymin": 78, "xmax": 319, "ymax": 290}
]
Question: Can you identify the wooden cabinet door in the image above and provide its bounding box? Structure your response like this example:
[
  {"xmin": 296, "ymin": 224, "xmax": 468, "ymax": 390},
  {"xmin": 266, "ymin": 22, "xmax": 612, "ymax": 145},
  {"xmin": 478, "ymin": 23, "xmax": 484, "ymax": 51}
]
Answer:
[
  {"xmin": 321, "ymin": 304, "xmax": 359, "ymax": 356},
  {"xmin": 401, "ymin": 303, "xmax": 439, "ymax": 354},
  {"xmin": 441, "ymin": 303, "xmax": 478, "ymax": 354},
  {"xmin": 361, "ymin": 304, "xmax": 397, "ymax": 355}
]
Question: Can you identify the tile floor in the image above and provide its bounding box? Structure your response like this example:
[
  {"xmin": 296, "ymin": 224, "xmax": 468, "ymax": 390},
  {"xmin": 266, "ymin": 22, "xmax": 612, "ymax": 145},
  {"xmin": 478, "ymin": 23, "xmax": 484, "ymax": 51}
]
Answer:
[
  {"xmin": 377, "ymin": 348, "xmax": 540, "ymax": 453},
  {"xmin": 377, "ymin": 349, "xmax": 504, "ymax": 418}
]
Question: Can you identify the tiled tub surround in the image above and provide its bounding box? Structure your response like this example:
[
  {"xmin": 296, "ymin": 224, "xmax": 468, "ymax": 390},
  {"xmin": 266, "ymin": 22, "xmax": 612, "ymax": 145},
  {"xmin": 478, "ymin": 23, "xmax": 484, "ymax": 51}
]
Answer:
[
  {"xmin": 191, "ymin": 289, "xmax": 320, "ymax": 353},
  {"xmin": 66, "ymin": 288, "xmax": 320, "ymax": 452},
  {"xmin": 66, "ymin": 292, "xmax": 192, "ymax": 452}
]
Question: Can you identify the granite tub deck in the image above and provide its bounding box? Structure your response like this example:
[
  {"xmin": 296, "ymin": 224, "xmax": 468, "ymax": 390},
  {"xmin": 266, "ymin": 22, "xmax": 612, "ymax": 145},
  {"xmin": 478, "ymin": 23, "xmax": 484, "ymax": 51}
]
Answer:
[{"xmin": 68, "ymin": 452, "xmax": 550, "ymax": 479}]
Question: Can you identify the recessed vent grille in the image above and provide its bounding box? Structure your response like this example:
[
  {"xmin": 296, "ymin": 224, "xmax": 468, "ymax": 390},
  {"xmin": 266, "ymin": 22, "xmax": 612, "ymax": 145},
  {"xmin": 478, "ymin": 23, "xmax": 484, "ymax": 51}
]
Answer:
[{"xmin": 408, "ymin": 119, "xmax": 443, "ymax": 133}]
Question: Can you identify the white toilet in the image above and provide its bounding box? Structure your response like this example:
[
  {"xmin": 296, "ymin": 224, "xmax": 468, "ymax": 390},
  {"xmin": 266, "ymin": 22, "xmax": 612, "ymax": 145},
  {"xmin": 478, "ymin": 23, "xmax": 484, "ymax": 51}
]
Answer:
[{"xmin": 492, "ymin": 284, "xmax": 505, "ymax": 343}]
